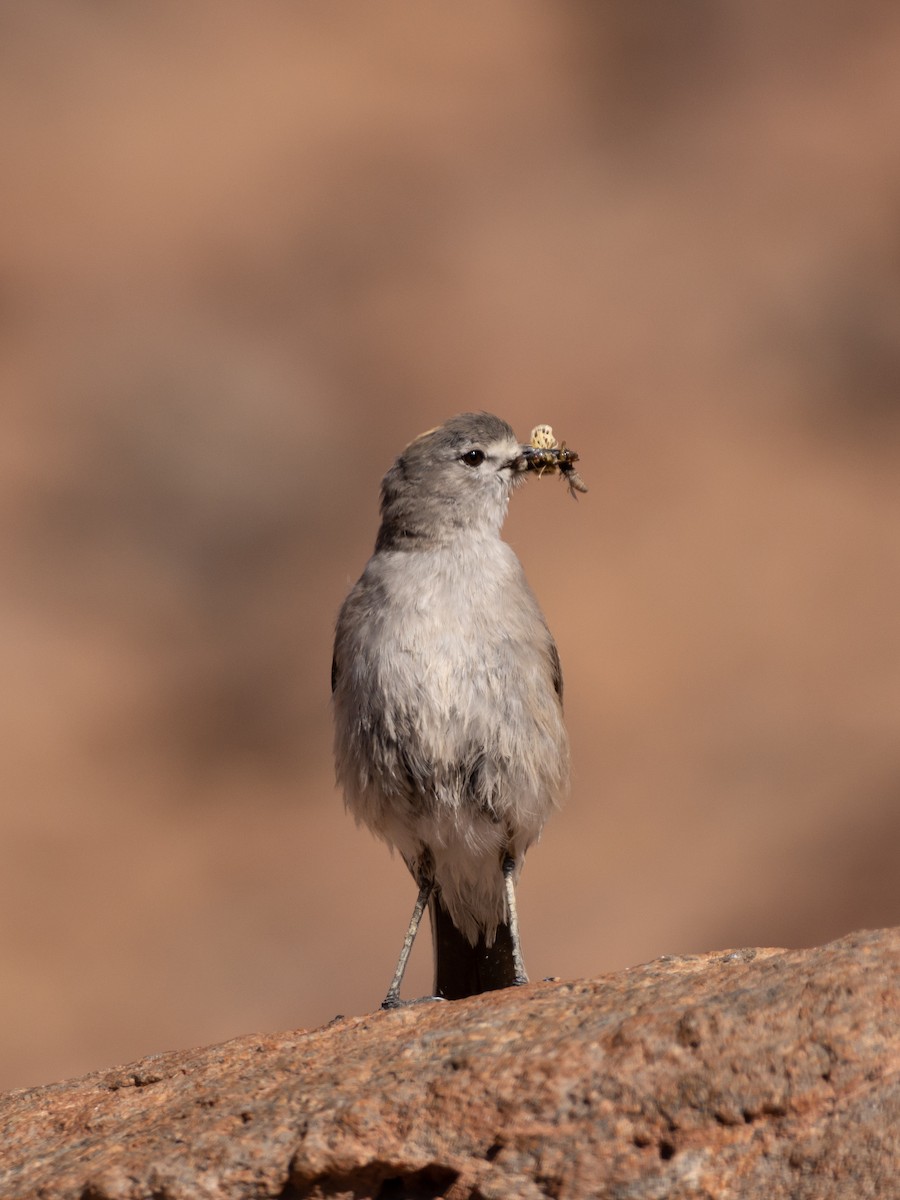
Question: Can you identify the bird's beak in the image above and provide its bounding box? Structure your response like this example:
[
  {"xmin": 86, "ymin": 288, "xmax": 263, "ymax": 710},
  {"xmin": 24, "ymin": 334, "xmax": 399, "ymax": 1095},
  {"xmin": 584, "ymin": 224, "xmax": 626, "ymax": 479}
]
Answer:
[{"xmin": 507, "ymin": 448, "xmax": 532, "ymax": 473}]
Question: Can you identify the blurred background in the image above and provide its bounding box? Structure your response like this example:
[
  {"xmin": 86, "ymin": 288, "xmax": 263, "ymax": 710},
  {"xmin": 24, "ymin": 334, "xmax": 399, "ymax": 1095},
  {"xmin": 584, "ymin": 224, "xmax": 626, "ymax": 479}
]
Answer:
[{"xmin": 2, "ymin": 1, "xmax": 899, "ymax": 1091}]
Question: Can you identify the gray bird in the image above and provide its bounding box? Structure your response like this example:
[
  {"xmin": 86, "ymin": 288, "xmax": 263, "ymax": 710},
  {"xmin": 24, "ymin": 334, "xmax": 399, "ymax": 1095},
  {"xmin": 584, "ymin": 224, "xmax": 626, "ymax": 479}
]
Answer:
[{"xmin": 331, "ymin": 412, "xmax": 569, "ymax": 1006}]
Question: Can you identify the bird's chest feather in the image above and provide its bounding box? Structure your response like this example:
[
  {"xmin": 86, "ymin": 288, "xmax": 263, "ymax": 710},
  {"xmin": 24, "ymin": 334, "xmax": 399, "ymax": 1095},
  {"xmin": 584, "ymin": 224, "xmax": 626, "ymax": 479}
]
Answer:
[{"xmin": 366, "ymin": 542, "xmax": 548, "ymax": 722}]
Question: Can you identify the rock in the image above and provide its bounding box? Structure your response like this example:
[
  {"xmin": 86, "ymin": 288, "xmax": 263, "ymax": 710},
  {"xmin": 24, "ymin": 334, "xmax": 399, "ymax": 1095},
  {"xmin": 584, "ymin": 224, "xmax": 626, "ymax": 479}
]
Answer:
[{"xmin": 2, "ymin": 927, "xmax": 899, "ymax": 1199}]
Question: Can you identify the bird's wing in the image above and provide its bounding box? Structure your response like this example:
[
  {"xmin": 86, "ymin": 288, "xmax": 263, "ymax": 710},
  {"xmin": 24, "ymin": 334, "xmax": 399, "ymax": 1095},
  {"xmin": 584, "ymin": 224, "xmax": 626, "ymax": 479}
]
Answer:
[{"xmin": 549, "ymin": 636, "xmax": 563, "ymax": 707}]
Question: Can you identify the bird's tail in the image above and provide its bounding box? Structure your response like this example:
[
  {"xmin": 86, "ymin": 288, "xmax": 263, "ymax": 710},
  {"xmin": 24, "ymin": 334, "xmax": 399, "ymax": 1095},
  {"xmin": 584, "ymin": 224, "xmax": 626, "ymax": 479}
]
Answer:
[{"xmin": 429, "ymin": 893, "xmax": 521, "ymax": 1000}]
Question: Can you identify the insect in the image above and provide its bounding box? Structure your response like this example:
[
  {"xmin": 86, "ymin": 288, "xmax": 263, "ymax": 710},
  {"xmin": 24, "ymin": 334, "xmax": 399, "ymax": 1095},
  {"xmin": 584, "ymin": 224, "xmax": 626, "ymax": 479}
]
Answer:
[{"xmin": 526, "ymin": 424, "xmax": 588, "ymax": 499}]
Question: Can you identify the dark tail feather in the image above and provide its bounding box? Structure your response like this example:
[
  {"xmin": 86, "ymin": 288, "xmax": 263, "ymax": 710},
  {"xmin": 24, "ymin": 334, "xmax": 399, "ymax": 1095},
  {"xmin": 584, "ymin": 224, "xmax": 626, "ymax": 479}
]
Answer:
[{"xmin": 430, "ymin": 895, "xmax": 519, "ymax": 1000}]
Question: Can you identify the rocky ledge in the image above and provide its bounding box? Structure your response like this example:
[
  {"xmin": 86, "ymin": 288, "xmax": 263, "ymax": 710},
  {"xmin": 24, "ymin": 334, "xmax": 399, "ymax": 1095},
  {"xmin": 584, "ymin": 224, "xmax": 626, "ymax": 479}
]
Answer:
[{"xmin": 2, "ymin": 927, "xmax": 898, "ymax": 1199}]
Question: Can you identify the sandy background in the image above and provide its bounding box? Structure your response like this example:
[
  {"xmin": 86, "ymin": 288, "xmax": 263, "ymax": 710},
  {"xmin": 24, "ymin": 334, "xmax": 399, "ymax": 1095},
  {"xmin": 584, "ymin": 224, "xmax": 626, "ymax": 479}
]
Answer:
[{"xmin": 1, "ymin": 2, "xmax": 899, "ymax": 1092}]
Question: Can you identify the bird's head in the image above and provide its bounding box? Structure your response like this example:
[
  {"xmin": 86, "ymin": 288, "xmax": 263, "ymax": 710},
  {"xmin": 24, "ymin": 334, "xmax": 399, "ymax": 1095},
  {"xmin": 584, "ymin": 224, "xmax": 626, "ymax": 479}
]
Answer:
[{"xmin": 376, "ymin": 412, "xmax": 530, "ymax": 549}]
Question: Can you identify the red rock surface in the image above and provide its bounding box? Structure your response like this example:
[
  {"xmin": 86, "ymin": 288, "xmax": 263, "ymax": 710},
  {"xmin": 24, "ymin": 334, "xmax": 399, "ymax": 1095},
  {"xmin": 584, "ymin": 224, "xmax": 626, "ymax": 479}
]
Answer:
[
  {"xmin": 2, "ymin": 3, "xmax": 900, "ymax": 1095},
  {"xmin": 2, "ymin": 927, "xmax": 898, "ymax": 1200}
]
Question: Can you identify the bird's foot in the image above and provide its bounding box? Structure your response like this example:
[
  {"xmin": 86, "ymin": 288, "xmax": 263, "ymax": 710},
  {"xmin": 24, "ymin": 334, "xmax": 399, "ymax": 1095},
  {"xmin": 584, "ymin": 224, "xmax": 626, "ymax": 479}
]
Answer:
[{"xmin": 380, "ymin": 993, "xmax": 448, "ymax": 1011}]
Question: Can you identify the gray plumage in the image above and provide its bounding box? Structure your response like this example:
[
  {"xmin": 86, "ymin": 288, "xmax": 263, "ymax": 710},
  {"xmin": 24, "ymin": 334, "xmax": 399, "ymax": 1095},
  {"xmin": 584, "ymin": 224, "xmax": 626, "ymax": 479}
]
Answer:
[{"xmin": 331, "ymin": 412, "xmax": 569, "ymax": 1003}]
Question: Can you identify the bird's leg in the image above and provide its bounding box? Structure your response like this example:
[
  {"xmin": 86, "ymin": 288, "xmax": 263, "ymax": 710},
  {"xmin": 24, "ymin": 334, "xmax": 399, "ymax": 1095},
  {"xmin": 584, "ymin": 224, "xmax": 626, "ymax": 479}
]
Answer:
[
  {"xmin": 381, "ymin": 875, "xmax": 434, "ymax": 1010},
  {"xmin": 502, "ymin": 854, "xmax": 529, "ymax": 986}
]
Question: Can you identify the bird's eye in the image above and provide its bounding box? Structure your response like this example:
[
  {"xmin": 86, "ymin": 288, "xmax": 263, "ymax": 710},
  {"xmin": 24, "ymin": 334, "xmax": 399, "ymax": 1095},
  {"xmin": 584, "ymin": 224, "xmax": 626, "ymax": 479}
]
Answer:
[{"xmin": 461, "ymin": 449, "xmax": 486, "ymax": 467}]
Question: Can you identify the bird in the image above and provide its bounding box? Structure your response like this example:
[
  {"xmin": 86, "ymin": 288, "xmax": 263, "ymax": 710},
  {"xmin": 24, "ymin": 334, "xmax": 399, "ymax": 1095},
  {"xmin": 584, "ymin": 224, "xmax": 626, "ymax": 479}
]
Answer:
[{"xmin": 331, "ymin": 412, "xmax": 570, "ymax": 1006}]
